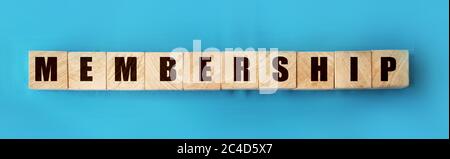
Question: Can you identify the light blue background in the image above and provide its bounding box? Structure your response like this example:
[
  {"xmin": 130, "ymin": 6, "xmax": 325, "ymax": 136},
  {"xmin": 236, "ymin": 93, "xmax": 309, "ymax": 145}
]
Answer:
[{"xmin": 0, "ymin": 0, "xmax": 448, "ymax": 139}]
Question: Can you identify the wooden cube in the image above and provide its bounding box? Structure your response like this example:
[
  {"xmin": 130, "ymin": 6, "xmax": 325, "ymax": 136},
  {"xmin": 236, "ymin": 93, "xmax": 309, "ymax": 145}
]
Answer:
[
  {"xmin": 372, "ymin": 50, "xmax": 409, "ymax": 88},
  {"xmin": 183, "ymin": 52, "xmax": 222, "ymax": 90},
  {"xmin": 296, "ymin": 52, "xmax": 334, "ymax": 90},
  {"xmin": 68, "ymin": 52, "xmax": 106, "ymax": 90},
  {"xmin": 145, "ymin": 52, "xmax": 184, "ymax": 90},
  {"xmin": 29, "ymin": 51, "xmax": 68, "ymax": 90},
  {"xmin": 258, "ymin": 51, "xmax": 297, "ymax": 89},
  {"xmin": 335, "ymin": 51, "xmax": 372, "ymax": 89},
  {"xmin": 222, "ymin": 51, "xmax": 258, "ymax": 89},
  {"xmin": 106, "ymin": 52, "xmax": 145, "ymax": 90}
]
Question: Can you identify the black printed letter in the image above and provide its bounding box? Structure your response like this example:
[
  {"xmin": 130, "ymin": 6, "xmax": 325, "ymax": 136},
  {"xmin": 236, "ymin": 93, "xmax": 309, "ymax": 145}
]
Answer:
[{"xmin": 35, "ymin": 57, "xmax": 57, "ymax": 81}]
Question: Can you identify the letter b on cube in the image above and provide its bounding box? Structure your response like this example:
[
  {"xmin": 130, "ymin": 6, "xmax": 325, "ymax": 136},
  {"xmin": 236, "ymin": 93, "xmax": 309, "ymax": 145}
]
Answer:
[{"xmin": 145, "ymin": 52, "xmax": 184, "ymax": 90}]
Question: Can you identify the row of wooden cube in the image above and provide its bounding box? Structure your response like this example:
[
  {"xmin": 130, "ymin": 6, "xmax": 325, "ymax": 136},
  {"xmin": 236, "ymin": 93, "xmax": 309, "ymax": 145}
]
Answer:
[{"xmin": 29, "ymin": 50, "xmax": 409, "ymax": 90}]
